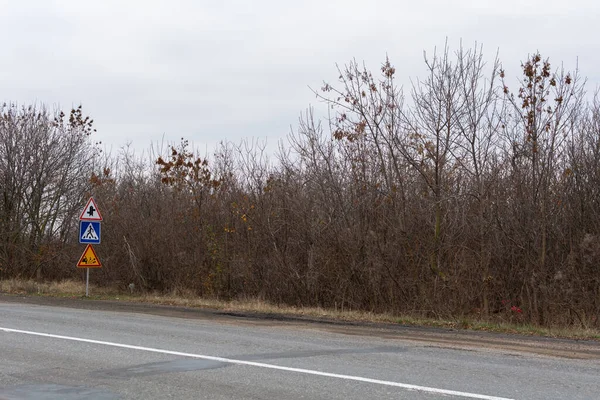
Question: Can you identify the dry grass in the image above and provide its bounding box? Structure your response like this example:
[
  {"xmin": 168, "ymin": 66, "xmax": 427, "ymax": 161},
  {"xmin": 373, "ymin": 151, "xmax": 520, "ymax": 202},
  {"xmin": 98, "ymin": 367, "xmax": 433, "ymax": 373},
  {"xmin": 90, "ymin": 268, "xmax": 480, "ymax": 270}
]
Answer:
[
  {"xmin": 2, "ymin": 278, "xmax": 599, "ymax": 340},
  {"xmin": 0, "ymin": 278, "xmax": 115, "ymax": 296}
]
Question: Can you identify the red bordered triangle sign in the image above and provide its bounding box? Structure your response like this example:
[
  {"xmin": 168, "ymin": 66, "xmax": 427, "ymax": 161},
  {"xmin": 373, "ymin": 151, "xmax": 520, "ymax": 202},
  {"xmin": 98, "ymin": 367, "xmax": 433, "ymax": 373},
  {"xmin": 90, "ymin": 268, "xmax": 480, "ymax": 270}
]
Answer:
[
  {"xmin": 77, "ymin": 244, "xmax": 102, "ymax": 268},
  {"xmin": 79, "ymin": 197, "xmax": 103, "ymax": 221}
]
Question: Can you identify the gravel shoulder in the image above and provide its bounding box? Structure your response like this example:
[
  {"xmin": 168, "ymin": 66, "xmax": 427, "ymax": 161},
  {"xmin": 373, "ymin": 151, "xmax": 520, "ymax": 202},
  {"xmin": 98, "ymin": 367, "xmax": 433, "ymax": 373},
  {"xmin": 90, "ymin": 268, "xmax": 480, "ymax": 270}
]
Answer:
[{"xmin": 1, "ymin": 293, "xmax": 599, "ymax": 361}]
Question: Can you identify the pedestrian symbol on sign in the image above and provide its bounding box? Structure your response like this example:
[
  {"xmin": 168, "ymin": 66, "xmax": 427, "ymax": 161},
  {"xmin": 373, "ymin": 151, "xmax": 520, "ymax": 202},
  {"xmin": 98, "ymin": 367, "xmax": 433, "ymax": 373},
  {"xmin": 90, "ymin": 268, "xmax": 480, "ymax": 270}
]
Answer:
[
  {"xmin": 83, "ymin": 224, "xmax": 98, "ymax": 240},
  {"xmin": 79, "ymin": 221, "xmax": 101, "ymax": 244}
]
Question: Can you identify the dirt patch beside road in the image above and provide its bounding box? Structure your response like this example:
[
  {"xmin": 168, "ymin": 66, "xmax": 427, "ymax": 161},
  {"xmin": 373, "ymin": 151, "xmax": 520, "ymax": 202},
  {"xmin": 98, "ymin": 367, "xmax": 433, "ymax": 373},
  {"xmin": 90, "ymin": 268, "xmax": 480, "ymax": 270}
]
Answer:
[{"xmin": 2, "ymin": 293, "xmax": 599, "ymax": 361}]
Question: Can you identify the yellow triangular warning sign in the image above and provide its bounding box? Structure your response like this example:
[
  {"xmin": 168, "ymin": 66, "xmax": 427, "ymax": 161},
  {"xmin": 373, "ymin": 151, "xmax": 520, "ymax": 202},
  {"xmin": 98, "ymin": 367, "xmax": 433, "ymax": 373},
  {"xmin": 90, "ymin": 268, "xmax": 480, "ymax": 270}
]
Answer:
[{"xmin": 77, "ymin": 244, "xmax": 102, "ymax": 268}]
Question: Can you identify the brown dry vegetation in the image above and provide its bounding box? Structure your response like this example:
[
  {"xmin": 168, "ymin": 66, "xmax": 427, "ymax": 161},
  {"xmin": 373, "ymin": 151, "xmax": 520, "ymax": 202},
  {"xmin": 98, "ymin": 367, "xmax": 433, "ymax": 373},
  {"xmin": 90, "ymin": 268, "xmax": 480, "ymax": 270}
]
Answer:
[
  {"xmin": 1, "ymin": 44, "xmax": 600, "ymax": 330},
  {"xmin": 1, "ymin": 279, "xmax": 599, "ymax": 340}
]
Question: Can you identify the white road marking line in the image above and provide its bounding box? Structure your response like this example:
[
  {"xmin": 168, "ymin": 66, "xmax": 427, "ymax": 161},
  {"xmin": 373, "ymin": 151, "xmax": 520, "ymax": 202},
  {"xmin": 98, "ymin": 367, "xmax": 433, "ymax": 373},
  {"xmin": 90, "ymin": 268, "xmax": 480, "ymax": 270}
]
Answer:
[{"xmin": 1, "ymin": 326, "xmax": 515, "ymax": 400}]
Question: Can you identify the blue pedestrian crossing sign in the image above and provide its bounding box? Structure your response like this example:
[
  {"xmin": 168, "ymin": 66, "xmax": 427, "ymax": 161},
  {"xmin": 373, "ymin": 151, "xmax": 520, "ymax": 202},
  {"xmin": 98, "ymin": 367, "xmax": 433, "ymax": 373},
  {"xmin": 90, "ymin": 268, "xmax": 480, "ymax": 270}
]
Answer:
[{"xmin": 79, "ymin": 221, "xmax": 101, "ymax": 244}]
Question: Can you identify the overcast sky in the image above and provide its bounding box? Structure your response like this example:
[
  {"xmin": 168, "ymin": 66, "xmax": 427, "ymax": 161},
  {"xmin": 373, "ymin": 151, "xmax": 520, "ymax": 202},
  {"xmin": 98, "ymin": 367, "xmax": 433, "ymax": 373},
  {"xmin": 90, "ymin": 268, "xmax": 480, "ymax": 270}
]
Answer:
[{"xmin": 1, "ymin": 0, "xmax": 598, "ymax": 156}]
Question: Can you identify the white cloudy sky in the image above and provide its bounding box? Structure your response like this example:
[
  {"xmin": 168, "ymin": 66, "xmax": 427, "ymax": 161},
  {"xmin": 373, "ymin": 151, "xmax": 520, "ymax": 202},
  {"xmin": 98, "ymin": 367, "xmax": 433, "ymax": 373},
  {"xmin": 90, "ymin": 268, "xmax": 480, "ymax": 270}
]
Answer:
[{"xmin": 1, "ymin": 0, "xmax": 598, "ymax": 155}]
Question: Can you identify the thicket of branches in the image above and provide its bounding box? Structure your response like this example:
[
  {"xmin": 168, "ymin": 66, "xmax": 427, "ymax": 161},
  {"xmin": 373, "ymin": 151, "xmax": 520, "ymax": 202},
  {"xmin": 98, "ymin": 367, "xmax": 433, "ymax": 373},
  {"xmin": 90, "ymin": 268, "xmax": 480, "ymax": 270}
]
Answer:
[{"xmin": 2, "ymin": 44, "xmax": 600, "ymax": 327}]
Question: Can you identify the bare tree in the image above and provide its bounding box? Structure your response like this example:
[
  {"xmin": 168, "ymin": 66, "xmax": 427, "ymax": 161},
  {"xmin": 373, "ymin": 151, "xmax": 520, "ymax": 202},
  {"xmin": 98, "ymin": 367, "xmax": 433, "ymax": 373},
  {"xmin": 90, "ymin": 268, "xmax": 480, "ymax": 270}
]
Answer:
[
  {"xmin": 501, "ymin": 53, "xmax": 585, "ymax": 324},
  {"xmin": 0, "ymin": 104, "xmax": 96, "ymax": 279}
]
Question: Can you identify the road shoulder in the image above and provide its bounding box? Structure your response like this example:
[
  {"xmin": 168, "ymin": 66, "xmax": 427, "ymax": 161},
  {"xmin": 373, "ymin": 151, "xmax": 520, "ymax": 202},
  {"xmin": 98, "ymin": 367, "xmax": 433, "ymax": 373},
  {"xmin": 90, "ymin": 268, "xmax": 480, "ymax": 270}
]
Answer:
[{"xmin": 1, "ymin": 293, "xmax": 599, "ymax": 360}]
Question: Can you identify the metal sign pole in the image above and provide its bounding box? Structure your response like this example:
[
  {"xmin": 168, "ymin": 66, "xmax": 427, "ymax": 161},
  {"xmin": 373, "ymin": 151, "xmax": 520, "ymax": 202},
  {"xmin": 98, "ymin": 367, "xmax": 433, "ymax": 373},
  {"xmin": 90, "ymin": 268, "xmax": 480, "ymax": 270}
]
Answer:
[{"xmin": 78, "ymin": 197, "xmax": 103, "ymax": 297}]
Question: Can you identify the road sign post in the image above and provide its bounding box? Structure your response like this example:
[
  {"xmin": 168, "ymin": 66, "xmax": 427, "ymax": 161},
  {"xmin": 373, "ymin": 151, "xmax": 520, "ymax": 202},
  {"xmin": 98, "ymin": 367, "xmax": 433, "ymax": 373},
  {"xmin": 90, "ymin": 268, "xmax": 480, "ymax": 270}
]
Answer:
[
  {"xmin": 77, "ymin": 243, "xmax": 102, "ymax": 297},
  {"xmin": 78, "ymin": 197, "xmax": 103, "ymax": 297}
]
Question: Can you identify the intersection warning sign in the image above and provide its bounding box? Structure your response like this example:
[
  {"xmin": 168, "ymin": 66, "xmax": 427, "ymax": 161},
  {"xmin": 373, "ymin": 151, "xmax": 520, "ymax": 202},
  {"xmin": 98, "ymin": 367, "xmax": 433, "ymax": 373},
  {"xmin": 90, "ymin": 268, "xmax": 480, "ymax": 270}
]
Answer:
[
  {"xmin": 79, "ymin": 197, "xmax": 103, "ymax": 221},
  {"xmin": 77, "ymin": 244, "xmax": 102, "ymax": 268}
]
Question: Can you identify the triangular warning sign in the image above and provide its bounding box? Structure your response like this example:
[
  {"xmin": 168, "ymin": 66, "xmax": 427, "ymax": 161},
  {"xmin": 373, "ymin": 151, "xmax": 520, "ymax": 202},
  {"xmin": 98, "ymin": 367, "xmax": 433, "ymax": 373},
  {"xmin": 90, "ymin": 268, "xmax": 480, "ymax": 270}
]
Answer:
[
  {"xmin": 79, "ymin": 197, "xmax": 103, "ymax": 221},
  {"xmin": 77, "ymin": 244, "xmax": 102, "ymax": 268}
]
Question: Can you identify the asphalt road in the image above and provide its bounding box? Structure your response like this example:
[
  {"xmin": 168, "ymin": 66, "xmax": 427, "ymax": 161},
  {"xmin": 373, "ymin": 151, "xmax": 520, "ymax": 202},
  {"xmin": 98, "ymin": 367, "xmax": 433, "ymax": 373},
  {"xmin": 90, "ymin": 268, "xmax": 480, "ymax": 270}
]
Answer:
[{"xmin": 1, "ymin": 296, "xmax": 599, "ymax": 399}]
